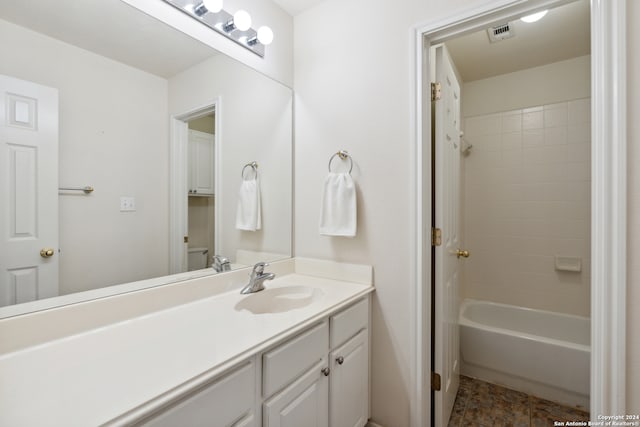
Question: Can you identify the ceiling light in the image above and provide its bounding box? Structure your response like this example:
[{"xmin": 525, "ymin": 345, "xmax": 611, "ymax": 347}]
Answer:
[{"xmin": 520, "ymin": 10, "xmax": 548, "ymax": 23}]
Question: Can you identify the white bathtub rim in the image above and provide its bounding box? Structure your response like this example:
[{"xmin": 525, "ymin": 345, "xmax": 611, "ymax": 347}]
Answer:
[{"xmin": 459, "ymin": 298, "xmax": 591, "ymax": 352}]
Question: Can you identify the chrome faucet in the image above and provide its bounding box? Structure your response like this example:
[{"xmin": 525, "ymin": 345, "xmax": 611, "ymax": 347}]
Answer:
[
  {"xmin": 212, "ymin": 255, "xmax": 231, "ymax": 273},
  {"xmin": 240, "ymin": 262, "xmax": 275, "ymax": 294}
]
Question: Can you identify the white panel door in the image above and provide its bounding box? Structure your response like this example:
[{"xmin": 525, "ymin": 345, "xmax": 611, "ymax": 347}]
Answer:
[
  {"xmin": 188, "ymin": 129, "xmax": 215, "ymax": 195},
  {"xmin": 0, "ymin": 74, "xmax": 59, "ymax": 307},
  {"xmin": 433, "ymin": 44, "xmax": 462, "ymax": 427}
]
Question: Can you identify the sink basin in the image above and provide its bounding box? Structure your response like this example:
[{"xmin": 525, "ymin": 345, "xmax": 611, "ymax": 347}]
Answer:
[{"xmin": 235, "ymin": 286, "xmax": 324, "ymax": 314}]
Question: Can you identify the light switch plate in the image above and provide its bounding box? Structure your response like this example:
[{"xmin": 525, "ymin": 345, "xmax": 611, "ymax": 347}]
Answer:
[{"xmin": 120, "ymin": 196, "xmax": 136, "ymax": 212}]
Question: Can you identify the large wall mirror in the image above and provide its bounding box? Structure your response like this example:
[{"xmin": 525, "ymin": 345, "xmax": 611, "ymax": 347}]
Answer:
[{"xmin": 0, "ymin": 0, "xmax": 292, "ymax": 318}]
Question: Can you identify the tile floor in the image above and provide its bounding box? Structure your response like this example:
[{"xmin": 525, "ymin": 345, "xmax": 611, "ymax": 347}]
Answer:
[{"xmin": 448, "ymin": 375, "xmax": 590, "ymax": 427}]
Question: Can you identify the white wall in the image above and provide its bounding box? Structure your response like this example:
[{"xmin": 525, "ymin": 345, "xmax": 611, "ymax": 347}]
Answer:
[
  {"xmin": 626, "ymin": 0, "xmax": 640, "ymax": 414},
  {"xmin": 0, "ymin": 19, "xmax": 170, "ymax": 295},
  {"xmin": 122, "ymin": 0, "xmax": 293, "ymax": 88},
  {"xmin": 462, "ymin": 55, "xmax": 591, "ymax": 117},
  {"xmin": 169, "ymin": 54, "xmax": 292, "ymax": 263},
  {"xmin": 294, "ymin": 1, "xmax": 494, "ymax": 425},
  {"xmin": 294, "ymin": 1, "xmax": 640, "ymax": 425}
]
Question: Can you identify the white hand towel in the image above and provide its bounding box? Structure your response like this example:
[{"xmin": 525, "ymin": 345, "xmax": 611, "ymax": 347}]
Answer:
[
  {"xmin": 236, "ymin": 177, "xmax": 262, "ymax": 231},
  {"xmin": 319, "ymin": 172, "xmax": 357, "ymax": 237}
]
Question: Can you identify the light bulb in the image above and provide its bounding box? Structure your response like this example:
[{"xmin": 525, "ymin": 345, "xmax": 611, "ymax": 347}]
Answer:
[
  {"xmin": 520, "ymin": 10, "xmax": 548, "ymax": 23},
  {"xmin": 257, "ymin": 26, "xmax": 274, "ymax": 45},
  {"xmin": 233, "ymin": 10, "xmax": 252, "ymax": 31},
  {"xmin": 203, "ymin": 0, "xmax": 223, "ymax": 13}
]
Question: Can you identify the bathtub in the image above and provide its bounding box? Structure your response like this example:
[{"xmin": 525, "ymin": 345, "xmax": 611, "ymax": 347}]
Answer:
[{"xmin": 459, "ymin": 298, "xmax": 590, "ymax": 410}]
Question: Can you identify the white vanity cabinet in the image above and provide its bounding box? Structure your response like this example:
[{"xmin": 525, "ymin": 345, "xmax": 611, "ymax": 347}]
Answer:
[
  {"xmin": 129, "ymin": 295, "xmax": 370, "ymax": 427},
  {"xmin": 188, "ymin": 129, "xmax": 215, "ymax": 196},
  {"xmin": 262, "ymin": 297, "xmax": 370, "ymax": 427},
  {"xmin": 136, "ymin": 361, "xmax": 256, "ymax": 427}
]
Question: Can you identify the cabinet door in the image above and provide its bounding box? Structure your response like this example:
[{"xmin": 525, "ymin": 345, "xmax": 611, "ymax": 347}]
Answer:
[
  {"xmin": 264, "ymin": 360, "xmax": 329, "ymax": 427},
  {"xmin": 330, "ymin": 329, "xmax": 369, "ymax": 427},
  {"xmin": 188, "ymin": 129, "xmax": 215, "ymax": 195},
  {"xmin": 139, "ymin": 362, "xmax": 254, "ymax": 427}
]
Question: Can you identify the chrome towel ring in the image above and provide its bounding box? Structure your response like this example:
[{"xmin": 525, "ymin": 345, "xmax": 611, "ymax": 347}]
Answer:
[
  {"xmin": 241, "ymin": 161, "xmax": 258, "ymax": 179},
  {"xmin": 328, "ymin": 150, "xmax": 353, "ymax": 174}
]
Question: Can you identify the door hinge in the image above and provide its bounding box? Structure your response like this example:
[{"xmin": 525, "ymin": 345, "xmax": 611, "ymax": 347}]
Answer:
[
  {"xmin": 432, "ymin": 228, "xmax": 442, "ymax": 246},
  {"xmin": 431, "ymin": 82, "xmax": 441, "ymax": 101},
  {"xmin": 184, "ymin": 236, "xmax": 189, "ymax": 243},
  {"xmin": 432, "ymin": 372, "xmax": 442, "ymax": 391}
]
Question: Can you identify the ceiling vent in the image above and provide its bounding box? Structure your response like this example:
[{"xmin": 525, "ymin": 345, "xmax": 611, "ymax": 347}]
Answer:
[{"xmin": 487, "ymin": 23, "xmax": 515, "ymax": 43}]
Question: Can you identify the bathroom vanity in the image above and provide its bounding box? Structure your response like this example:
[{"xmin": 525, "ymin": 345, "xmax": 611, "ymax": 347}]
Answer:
[{"xmin": 0, "ymin": 258, "xmax": 373, "ymax": 427}]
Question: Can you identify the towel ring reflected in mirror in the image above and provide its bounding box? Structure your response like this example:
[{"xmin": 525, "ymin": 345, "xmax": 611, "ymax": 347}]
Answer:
[
  {"xmin": 241, "ymin": 161, "xmax": 258, "ymax": 180},
  {"xmin": 328, "ymin": 150, "xmax": 353, "ymax": 174}
]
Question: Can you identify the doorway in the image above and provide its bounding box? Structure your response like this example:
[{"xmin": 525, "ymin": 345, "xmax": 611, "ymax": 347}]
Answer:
[
  {"xmin": 412, "ymin": 1, "xmax": 627, "ymax": 426},
  {"xmin": 169, "ymin": 100, "xmax": 220, "ymax": 275},
  {"xmin": 186, "ymin": 113, "xmax": 216, "ymax": 271}
]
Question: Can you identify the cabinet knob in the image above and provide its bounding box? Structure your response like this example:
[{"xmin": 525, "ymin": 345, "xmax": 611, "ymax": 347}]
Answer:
[
  {"xmin": 336, "ymin": 356, "xmax": 344, "ymax": 365},
  {"xmin": 321, "ymin": 367, "xmax": 330, "ymax": 376}
]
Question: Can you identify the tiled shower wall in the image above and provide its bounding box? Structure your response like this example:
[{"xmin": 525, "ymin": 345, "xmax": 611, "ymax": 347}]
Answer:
[{"xmin": 461, "ymin": 98, "xmax": 591, "ymax": 317}]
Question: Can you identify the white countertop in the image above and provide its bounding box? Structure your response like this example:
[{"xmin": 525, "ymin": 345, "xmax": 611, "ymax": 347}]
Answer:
[{"xmin": 0, "ymin": 259, "xmax": 373, "ymax": 426}]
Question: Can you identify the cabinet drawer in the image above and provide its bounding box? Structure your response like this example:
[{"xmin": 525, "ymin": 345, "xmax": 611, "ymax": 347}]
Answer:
[
  {"xmin": 263, "ymin": 321, "xmax": 328, "ymax": 398},
  {"xmin": 330, "ymin": 298, "xmax": 368, "ymax": 349},
  {"xmin": 139, "ymin": 361, "xmax": 254, "ymax": 427}
]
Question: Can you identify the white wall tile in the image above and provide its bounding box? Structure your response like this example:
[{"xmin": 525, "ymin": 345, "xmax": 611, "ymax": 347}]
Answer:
[
  {"xmin": 566, "ymin": 161, "xmax": 591, "ymax": 181},
  {"xmin": 543, "ymin": 102, "xmax": 568, "ymax": 128},
  {"xmin": 522, "ymin": 110, "xmax": 544, "ymax": 130},
  {"xmin": 545, "ymin": 127, "xmax": 568, "ymax": 145},
  {"xmin": 567, "ymin": 143, "xmax": 591, "ymax": 163},
  {"xmin": 462, "ymin": 97, "xmax": 591, "ymax": 317},
  {"xmin": 568, "ymin": 124, "xmax": 591, "ymax": 144},
  {"xmin": 523, "ymin": 145, "xmax": 568, "ymax": 165},
  {"xmin": 502, "ymin": 111, "xmax": 522, "ymax": 132},
  {"xmin": 522, "ymin": 129, "xmax": 545, "ymax": 147},
  {"xmin": 501, "ymin": 131, "xmax": 522, "ymax": 150},
  {"xmin": 568, "ymin": 98, "xmax": 591, "ymax": 125}
]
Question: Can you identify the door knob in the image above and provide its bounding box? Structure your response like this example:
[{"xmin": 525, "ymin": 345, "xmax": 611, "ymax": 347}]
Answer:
[
  {"xmin": 321, "ymin": 367, "xmax": 330, "ymax": 376},
  {"xmin": 40, "ymin": 248, "xmax": 55, "ymax": 258},
  {"xmin": 456, "ymin": 249, "xmax": 470, "ymax": 258},
  {"xmin": 336, "ymin": 356, "xmax": 344, "ymax": 365}
]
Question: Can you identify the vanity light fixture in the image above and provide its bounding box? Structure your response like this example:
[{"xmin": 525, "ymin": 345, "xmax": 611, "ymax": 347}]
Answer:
[
  {"xmin": 520, "ymin": 10, "xmax": 548, "ymax": 23},
  {"xmin": 163, "ymin": 0, "xmax": 273, "ymax": 57}
]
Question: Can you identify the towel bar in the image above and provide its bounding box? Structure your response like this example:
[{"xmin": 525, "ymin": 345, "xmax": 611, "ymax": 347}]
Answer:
[{"xmin": 58, "ymin": 186, "xmax": 94, "ymax": 194}]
